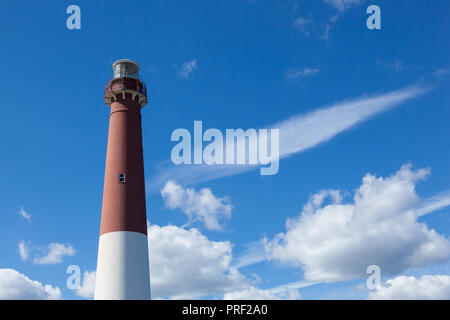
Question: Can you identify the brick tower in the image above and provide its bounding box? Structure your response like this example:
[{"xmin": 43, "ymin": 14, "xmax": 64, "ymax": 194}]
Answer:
[{"xmin": 94, "ymin": 59, "xmax": 151, "ymax": 300}]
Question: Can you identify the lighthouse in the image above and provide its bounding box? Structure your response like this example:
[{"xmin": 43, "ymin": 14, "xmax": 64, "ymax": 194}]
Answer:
[{"xmin": 95, "ymin": 59, "xmax": 151, "ymax": 300}]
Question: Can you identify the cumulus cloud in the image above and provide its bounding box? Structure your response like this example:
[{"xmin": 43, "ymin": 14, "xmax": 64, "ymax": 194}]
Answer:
[
  {"xmin": 33, "ymin": 243, "xmax": 76, "ymax": 265},
  {"xmin": 179, "ymin": 59, "xmax": 197, "ymax": 79},
  {"xmin": 148, "ymin": 224, "xmax": 249, "ymax": 299},
  {"xmin": 18, "ymin": 206, "xmax": 31, "ymax": 222},
  {"xmin": 75, "ymin": 271, "xmax": 96, "ymax": 299},
  {"xmin": 224, "ymin": 286, "xmax": 300, "ymax": 300},
  {"xmin": 18, "ymin": 241, "xmax": 30, "ymax": 262},
  {"xmin": 264, "ymin": 164, "xmax": 450, "ymax": 283},
  {"xmin": 161, "ymin": 180, "xmax": 232, "ymax": 230},
  {"xmin": 0, "ymin": 268, "xmax": 61, "ymax": 300},
  {"xmin": 368, "ymin": 275, "xmax": 450, "ymax": 300},
  {"xmin": 287, "ymin": 67, "xmax": 320, "ymax": 80}
]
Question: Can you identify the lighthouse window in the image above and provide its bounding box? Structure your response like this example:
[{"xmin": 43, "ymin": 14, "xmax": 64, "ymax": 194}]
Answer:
[{"xmin": 119, "ymin": 173, "xmax": 126, "ymax": 183}]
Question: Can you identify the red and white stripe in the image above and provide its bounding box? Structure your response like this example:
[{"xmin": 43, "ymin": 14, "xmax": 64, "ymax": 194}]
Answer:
[{"xmin": 95, "ymin": 77, "xmax": 151, "ymax": 300}]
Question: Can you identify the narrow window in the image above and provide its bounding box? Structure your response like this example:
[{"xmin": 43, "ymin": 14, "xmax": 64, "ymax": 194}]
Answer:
[{"xmin": 119, "ymin": 173, "xmax": 126, "ymax": 183}]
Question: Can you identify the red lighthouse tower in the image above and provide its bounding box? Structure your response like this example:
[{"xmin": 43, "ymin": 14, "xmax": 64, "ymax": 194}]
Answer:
[{"xmin": 95, "ymin": 59, "xmax": 151, "ymax": 300}]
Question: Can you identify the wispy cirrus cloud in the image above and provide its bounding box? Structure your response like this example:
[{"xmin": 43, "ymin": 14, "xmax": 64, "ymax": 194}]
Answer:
[
  {"xmin": 18, "ymin": 206, "xmax": 31, "ymax": 222},
  {"xmin": 179, "ymin": 59, "xmax": 198, "ymax": 79},
  {"xmin": 376, "ymin": 60, "xmax": 415, "ymax": 72},
  {"xmin": 292, "ymin": 17, "xmax": 312, "ymax": 36},
  {"xmin": 433, "ymin": 68, "xmax": 449, "ymax": 80},
  {"xmin": 286, "ymin": 67, "xmax": 320, "ymax": 80},
  {"xmin": 416, "ymin": 190, "xmax": 450, "ymax": 216},
  {"xmin": 323, "ymin": 0, "xmax": 365, "ymax": 12},
  {"xmin": 148, "ymin": 84, "xmax": 429, "ymax": 192},
  {"xmin": 274, "ymin": 85, "xmax": 428, "ymax": 158},
  {"xmin": 321, "ymin": 0, "xmax": 365, "ymax": 41}
]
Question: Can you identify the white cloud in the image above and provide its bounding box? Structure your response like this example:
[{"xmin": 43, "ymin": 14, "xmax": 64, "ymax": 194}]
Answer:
[
  {"xmin": 368, "ymin": 275, "xmax": 450, "ymax": 300},
  {"xmin": 320, "ymin": 0, "xmax": 364, "ymax": 40},
  {"xmin": 263, "ymin": 164, "xmax": 450, "ymax": 283},
  {"xmin": 33, "ymin": 243, "xmax": 76, "ymax": 265},
  {"xmin": 321, "ymin": 23, "xmax": 333, "ymax": 41},
  {"xmin": 320, "ymin": 13, "xmax": 341, "ymax": 41},
  {"xmin": 323, "ymin": 0, "xmax": 364, "ymax": 12},
  {"xmin": 18, "ymin": 241, "xmax": 30, "ymax": 262},
  {"xmin": 75, "ymin": 271, "xmax": 96, "ymax": 299},
  {"xmin": 376, "ymin": 60, "xmax": 413, "ymax": 72},
  {"xmin": 275, "ymin": 85, "xmax": 427, "ymax": 159},
  {"xmin": 18, "ymin": 206, "xmax": 31, "ymax": 222},
  {"xmin": 287, "ymin": 67, "xmax": 320, "ymax": 80},
  {"xmin": 416, "ymin": 190, "xmax": 450, "ymax": 216},
  {"xmin": 389, "ymin": 61, "xmax": 407, "ymax": 72},
  {"xmin": 224, "ymin": 286, "xmax": 300, "ymax": 300},
  {"xmin": 292, "ymin": 17, "xmax": 312, "ymax": 35},
  {"xmin": 148, "ymin": 224, "xmax": 249, "ymax": 299},
  {"xmin": 234, "ymin": 240, "xmax": 268, "ymax": 268},
  {"xmin": 179, "ymin": 59, "xmax": 197, "ymax": 79},
  {"xmin": 0, "ymin": 268, "xmax": 61, "ymax": 300},
  {"xmin": 433, "ymin": 68, "xmax": 449, "ymax": 80},
  {"xmin": 223, "ymin": 280, "xmax": 317, "ymax": 300},
  {"xmin": 161, "ymin": 180, "xmax": 232, "ymax": 231},
  {"xmin": 17, "ymin": 241, "xmax": 75, "ymax": 265},
  {"xmin": 149, "ymin": 85, "xmax": 428, "ymax": 191}
]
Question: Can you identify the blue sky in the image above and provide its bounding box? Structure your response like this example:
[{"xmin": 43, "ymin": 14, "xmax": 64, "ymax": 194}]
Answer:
[{"xmin": 0, "ymin": 0, "xmax": 449, "ymax": 299}]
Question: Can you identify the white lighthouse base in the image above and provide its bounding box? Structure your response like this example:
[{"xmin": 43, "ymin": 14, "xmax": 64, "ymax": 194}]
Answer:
[{"xmin": 94, "ymin": 231, "xmax": 151, "ymax": 300}]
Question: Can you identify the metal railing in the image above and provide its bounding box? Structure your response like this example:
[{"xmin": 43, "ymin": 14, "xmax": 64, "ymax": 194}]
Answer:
[{"xmin": 104, "ymin": 76, "xmax": 147, "ymax": 97}]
